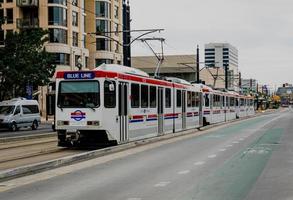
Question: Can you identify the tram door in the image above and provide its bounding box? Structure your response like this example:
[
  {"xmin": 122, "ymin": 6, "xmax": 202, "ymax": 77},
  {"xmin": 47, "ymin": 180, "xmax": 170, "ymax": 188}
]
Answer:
[
  {"xmin": 199, "ymin": 93, "xmax": 203, "ymax": 127},
  {"xmin": 158, "ymin": 87, "xmax": 164, "ymax": 135},
  {"xmin": 118, "ymin": 82, "xmax": 129, "ymax": 142},
  {"xmin": 182, "ymin": 91, "xmax": 187, "ymax": 130}
]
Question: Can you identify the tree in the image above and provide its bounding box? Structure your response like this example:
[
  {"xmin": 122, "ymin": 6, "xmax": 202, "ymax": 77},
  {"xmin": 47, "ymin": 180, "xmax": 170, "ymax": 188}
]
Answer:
[{"xmin": 0, "ymin": 28, "xmax": 56, "ymax": 101}]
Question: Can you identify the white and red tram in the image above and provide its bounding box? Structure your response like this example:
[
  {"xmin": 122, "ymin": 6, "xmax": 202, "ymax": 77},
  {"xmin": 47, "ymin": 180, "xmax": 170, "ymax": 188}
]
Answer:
[{"xmin": 54, "ymin": 64, "xmax": 254, "ymax": 147}]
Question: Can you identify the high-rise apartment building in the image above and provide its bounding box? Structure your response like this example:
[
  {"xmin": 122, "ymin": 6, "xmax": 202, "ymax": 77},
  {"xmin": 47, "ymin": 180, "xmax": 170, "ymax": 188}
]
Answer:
[
  {"xmin": 205, "ymin": 43, "xmax": 239, "ymax": 91},
  {"xmin": 0, "ymin": 0, "xmax": 123, "ymax": 70},
  {"xmin": 85, "ymin": 0, "xmax": 123, "ymax": 68}
]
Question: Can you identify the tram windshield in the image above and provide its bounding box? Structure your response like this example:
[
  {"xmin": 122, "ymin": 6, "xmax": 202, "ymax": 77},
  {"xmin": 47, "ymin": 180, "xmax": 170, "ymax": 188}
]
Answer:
[{"xmin": 58, "ymin": 81, "xmax": 100, "ymax": 108}]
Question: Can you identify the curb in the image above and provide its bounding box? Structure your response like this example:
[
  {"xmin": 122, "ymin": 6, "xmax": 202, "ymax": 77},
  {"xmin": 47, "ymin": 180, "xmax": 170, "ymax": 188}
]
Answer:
[
  {"xmin": 0, "ymin": 110, "xmax": 278, "ymax": 182},
  {"xmin": 0, "ymin": 133, "xmax": 56, "ymax": 144}
]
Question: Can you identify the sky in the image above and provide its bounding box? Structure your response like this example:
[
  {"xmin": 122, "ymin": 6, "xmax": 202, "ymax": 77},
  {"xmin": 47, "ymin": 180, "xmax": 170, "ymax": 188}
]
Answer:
[{"xmin": 130, "ymin": 0, "xmax": 293, "ymax": 89}]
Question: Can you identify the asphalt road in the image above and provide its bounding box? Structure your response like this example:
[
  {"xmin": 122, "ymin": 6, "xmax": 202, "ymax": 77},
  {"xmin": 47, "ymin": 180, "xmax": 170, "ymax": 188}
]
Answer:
[
  {"xmin": 1, "ymin": 109, "xmax": 293, "ymax": 200},
  {"xmin": 0, "ymin": 123, "xmax": 53, "ymax": 138}
]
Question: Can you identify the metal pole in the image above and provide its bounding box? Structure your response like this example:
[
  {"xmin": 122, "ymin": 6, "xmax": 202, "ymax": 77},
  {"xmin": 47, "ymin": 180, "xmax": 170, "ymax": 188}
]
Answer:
[
  {"xmin": 196, "ymin": 45, "xmax": 200, "ymax": 83},
  {"xmin": 224, "ymin": 63, "xmax": 228, "ymax": 90}
]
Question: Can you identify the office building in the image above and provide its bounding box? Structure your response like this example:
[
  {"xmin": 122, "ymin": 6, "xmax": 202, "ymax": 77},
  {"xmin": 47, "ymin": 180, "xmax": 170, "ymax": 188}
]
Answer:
[{"xmin": 205, "ymin": 43, "xmax": 239, "ymax": 91}]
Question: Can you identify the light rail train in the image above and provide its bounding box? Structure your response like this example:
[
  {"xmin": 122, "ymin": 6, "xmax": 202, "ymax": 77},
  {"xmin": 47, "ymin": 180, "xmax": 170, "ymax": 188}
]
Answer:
[{"xmin": 55, "ymin": 64, "xmax": 255, "ymax": 147}]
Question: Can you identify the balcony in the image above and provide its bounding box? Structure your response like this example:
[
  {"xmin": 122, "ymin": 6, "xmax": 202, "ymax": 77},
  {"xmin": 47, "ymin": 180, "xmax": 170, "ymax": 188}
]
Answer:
[
  {"xmin": 16, "ymin": 0, "xmax": 38, "ymax": 7},
  {"xmin": 16, "ymin": 18, "xmax": 39, "ymax": 29}
]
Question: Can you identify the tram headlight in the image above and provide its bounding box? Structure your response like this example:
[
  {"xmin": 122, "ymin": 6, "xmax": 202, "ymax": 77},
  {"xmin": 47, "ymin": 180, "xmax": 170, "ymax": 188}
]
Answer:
[
  {"xmin": 57, "ymin": 121, "xmax": 69, "ymax": 126},
  {"xmin": 87, "ymin": 121, "xmax": 100, "ymax": 126}
]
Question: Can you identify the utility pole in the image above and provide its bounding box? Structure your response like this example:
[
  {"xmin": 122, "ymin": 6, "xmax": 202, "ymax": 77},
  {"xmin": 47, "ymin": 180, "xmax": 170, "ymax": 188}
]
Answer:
[
  {"xmin": 239, "ymin": 72, "xmax": 242, "ymax": 93},
  {"xmin": 123, "ymin": 0, "xmax": 131, "ymax": 67},
  {"xmin": 224, "ymin": 63, "xmax": 229, "ymax": 90},
  {"xmin": 196, "ymin": 45, "xmax": 200, "ymax": 83}
]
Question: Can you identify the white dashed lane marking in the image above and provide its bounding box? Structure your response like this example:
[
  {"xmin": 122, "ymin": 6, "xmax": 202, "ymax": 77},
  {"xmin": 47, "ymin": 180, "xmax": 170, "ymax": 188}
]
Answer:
[
  {"xmin": 194, "ymin": 161, "xmax": 205, "ymax": 166},
  {"xmin": 177, "ymin": 170, "xmax": 190, "ymax": 175},
  {"xmin": 232, "ymin": 141, "xmax": 240, "ymax": 144},
  {"xmin": 219, "ymin": 148, "xmax": 226, "ymax": 152},
  {"xmin": 226, "ymin": 144, "xmax": 233, "ymax": 147},
  {"xmin": 208, "ymin": 154, "xmax": 217, "ymax": 158},
  {"xmin": 154, "ymin": 181, "xmax": 171, "ymax": 187}
]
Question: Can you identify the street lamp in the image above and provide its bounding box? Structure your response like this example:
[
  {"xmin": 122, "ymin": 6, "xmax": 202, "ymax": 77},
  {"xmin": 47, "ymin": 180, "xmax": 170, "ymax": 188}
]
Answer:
[{"xmin": 76, "ymin": 56, "xmax": 82, "ymax": 71}]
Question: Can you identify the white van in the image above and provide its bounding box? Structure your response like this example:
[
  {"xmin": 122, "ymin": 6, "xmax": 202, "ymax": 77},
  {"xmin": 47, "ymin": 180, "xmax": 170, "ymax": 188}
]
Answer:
[{"xmin": 0, "ymin": 98, "xmax": 41, "ymax": 131}]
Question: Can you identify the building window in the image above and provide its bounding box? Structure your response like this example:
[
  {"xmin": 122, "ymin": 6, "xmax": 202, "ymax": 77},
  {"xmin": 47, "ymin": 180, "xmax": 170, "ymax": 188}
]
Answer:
[
  {"xmin": 49, "ymin": 28, "xmax": 67, "ymax": 44},
  {"xmin": 75, "ymin": 55, "xmax": 81, "ymax": 68},
  {"xmin": 95, "ymin": 59, "xmax": 113, "ymax": 67},
  {"xmin": 52, "ymin": 53, "xmax": 70, "ymax": 65},
  {"xmin": 114, "ymin": 5, "xmax": 119, "ymax": 19},
  {"xmin": 6, "ymin": 8, "xmax": 13, "ymax": 24},
  {"xmin": 85, "ymin": 56, "xmax": 89, "ymax": 68},
  {"xmin": 95, "ymin": 1, "xmax": 110, "ymax": 18},
  {"xmin": 71, "ymin": 0, "xmax": 78, "ymax": 6},
  {"xmin": 131, "ymin": 84, "xmax": 140, "ymax": 108},
  {"xmin": 48, "ymin": 0, "xmax": 67, "ymax": 6},
  {"xmin": 72, "ymin": 11, "xmax": 78, "ymax": 26},
  {"xmin": 96, "ymin": 37, "xmax": 110, "ymax": 51},
  {"xmin": 141, "ymin": 85, "xmax": 149, "ymax": 108},
  {"xmin": 114, "ymin": 23, "xmax": 119, "ymax": 36},
  {"xmin": 72, "ymin": 31, "xmax": 78, "ymax": 46},
  {"xmin": 48, "ymin": 7, "xmax": 67, "ymax": 26},
  {"xmin": 96, "ymin": 19, "xmax": 110, "ymax": 34},
  {"xmin": 205, "ymin": 48, "xmax": 215, "ymax": 52},
  {"xmin": 6, "ymin": 0, "xmax": 13, "ymax": 2},
  {"xmin": 104, "ymin": 81, "xmax": 116, "ymax": 108}
]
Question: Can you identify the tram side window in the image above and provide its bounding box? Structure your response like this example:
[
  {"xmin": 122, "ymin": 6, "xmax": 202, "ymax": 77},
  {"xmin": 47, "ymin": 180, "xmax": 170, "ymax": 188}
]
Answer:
[
  {"xmin": 230, "ymin": 97, "xmax": 235, "ymax": 107},
  {"xmin": 195, "ymin": 92, "xmax": 200, "ymax": 107},
  {"xmin": 141, "ymin": 85, "xmax": 149, "ymax": 108},
  {"xmin": 104, "ymin": 81, "xmax": 116, "ymax": 108},
  {"xmin": 187, "ymin": 91, "xmax": 192, "ymax": 107},
  {"xmin": 165, "ymin": 88, "xmax": 171, "ymax": 108},
  {"xmin": 191, "ymin": 92, "xmax": 196, "ymax": 107},
  {"xmin": 226, "ymin": 97, "xmax": 230, "ymax": 108},
  {"xmin": 177, "ymin": 90, "xmax": 182, "ymax": 107},
  {"xmin": 150, "ymin": 86, "xmax": 156, "ymax": 108},
  {"xmin": 205, "ymin": 94, "xmax": 210, "ymax": 107},
  {"xmin": 131, "ymin": 84, "xmax": 140, "ymax": 108},
  {"xmin": 221, "ymin": 96, "xmax": 225, "ymax": 108}
]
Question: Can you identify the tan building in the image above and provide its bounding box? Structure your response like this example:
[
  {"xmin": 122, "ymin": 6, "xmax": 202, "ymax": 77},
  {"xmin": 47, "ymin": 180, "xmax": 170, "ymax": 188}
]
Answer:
[
  {"xmin": 0, "ymin": 0, "xmax": 123, "ymax": 70},
  {"xmin": 132, "ymin": 55, "xmax": 225, "ymax": 89},
  {"xmin": 132, "ymin": 55, "xmax": 198, "ymax": 82}
]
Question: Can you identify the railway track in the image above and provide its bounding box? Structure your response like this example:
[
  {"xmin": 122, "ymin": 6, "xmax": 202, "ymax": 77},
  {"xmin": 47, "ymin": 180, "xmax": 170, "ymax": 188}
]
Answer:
[{"xmin": 0, "ymin": 137, "xmax": 87, "ymax": 171}]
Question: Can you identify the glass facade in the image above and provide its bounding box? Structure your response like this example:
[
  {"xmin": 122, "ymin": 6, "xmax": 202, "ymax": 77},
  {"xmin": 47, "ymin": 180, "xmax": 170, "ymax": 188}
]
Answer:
[
  {"xmin": 48, "ymin": 0, "xmax": 67, "ymax": 6},
  {"xmin": 49, "ymin": 28, "xmax": 67, "ymax": 44},
  {"xmin": 96, "ymin": 38, "xmax": 110, "ymax": 51},
  {"xmin": 96, "ymin": 19, "xmax": 110, "ymax": 34},
  {"xmin": 48, "ymin": 7, "xmax": 67, "ymax": 26},
  {"xmin": 95, "ymin": 1, "xmax": 110, "ymax": 18},
  {"xmin": 52, "ymin": 53, "xmax": 70, "ymax": 65},
  {"xmin": 96, "ymin": 59, "xmax": 113, "ymax": 67}
]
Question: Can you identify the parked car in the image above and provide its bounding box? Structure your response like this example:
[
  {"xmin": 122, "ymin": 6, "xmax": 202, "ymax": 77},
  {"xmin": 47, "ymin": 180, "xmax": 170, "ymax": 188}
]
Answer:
[{"xmin": 0, "ymin": 98, "xmax": 41, "ymax": 131}]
